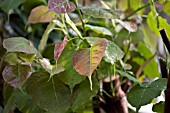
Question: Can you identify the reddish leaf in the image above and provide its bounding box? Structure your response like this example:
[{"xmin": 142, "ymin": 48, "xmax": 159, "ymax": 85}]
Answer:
[
  {"xmin": 48, "ymin": 0, "xmax": 76, "ymax": 13},
  {"xmin": 54, "ymin": 36, "xmax": 68, "ymax": 62},
  {"xmin": 2, "ymin": 64, "xmax": 31, "ymax": 88},
  {"xmin": 72, "ymin": 38, "xmax": 107, "ymax": 89},
  {"xmin": 28, "ymin": 5, "xmax": 55, "ymax": 24}
]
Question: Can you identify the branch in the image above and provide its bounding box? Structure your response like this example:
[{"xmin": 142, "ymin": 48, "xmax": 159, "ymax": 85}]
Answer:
[{"xmin": 159, "ymin": 29, "xmax": 170, "ymax": 113}]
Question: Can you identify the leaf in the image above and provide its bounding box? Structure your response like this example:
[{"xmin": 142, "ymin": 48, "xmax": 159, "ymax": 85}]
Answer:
[
  {"xmin": 54, "ymin": 36, "xmax": 68, "ymax": 62},
  {"xmin": 85, "ymin": 24, "xmax": 113, "ymax": 36},
  {"xmin": 79, "ymin": 6, "xmax": 121, "ymax": 19},
  {"xmin": 117, "ymin": 70, "xmax": 140, "ymax": 84},
  {"xmin": 18, "ymin": 53, "xmax": 36, "ymax": 63},
  {"xmin": 127, "ymin": 78, "xmax": 167, "ymax": 111},
  {"xmin": 0, "ymin": 0, "xmax": 26, "ymax": 13},
  {"xmin": 149, "ymin": 0, "xmax": 159, "ymax": 18},
  {"xmin": 71, "ymin": 77, "xmax": 99, "ymax": 112},
  {"xmin": 3, "ymin": 37, "xmax": 37, "ymax": 54},
  {"xmin": 116, "ymin": 19, "xmax": 138, "ymax": 32},
  {"xmin": 57, "ymin": 41, "xmax": 85, "ymax": 90},
  {"xmin": 72, "ymin": 39, "xmax": 107, "ymax": 90},
  {"xmin": 85, "ymin": 37, "xmax": 124, "ymax": 65},
  {"xmin": 28, "ymin": 5, "xmax": 55, "ymax": 24},
  {"xmin": 39, "ymin": 58, "xmax": 64, "ymax": 76},
  {"xmin": 25, "ymin": 72, "xmax": 72, "ymax": 113},
  {"xmin": 147, "ymin": 12, "xmax": 170, "ymax": 39},
  {"xmin": 14, "ymin": 89, "xmax": 45, "ymax": 113},
  {"xmin": 2, "ymin": 64, "xmax": 31, "ymax": 88},
  {"xmin": 135, "ymin": 43, "xmax": 159, "ymax": 78},
  {"xmin": 136, "ymin": 54, "xmax": 156, "ymax": 78},
  {"xmin": 48, "ymin": 0, "xmax": 76, "ymax": 13},
  {"xmin": 65, "ymin": 13, "xmax": 83, "ymax": 39},
  {"xmin": 152, "ymin": 101, "xmax": 164, "ymax": 113}
]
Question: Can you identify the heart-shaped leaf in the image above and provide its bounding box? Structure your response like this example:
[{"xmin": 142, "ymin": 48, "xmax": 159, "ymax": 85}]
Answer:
[
  {"xmin": 73, "ymin": 38, "xmax": 107, "ymax": 89},
  {"xmin": 2, "ymin": 64, "xmax": 31, "ymax": 88},
  {"xmin": 3, "ymin": 37, "xmax": 37, "ymax": 54},
  {"xmin": 48, "ymin": 0, "xmax": 76, "ymax": 13},
  {"xmin": 25, "ymin": 72, "xmax": 72, "ymax": 113},
  {"xmin": 127, "ymin": 78, "xmax": 167, "ymax": 111},
  {"xmin": 54, "ymin": 36, "xmax": 68, "ymax": 62},
  {"xmin": 28, "ymin": 5, "xmax": 55, "ymax": 24},
  {"xmin": 85, "ymin": 37, "xmax": 124, "ymax": 65}
]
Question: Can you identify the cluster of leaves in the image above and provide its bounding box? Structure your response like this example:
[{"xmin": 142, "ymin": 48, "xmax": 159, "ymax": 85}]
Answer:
[{"xmin": 0, "ymin": 0, "xmax": 170, "ymax": 113}]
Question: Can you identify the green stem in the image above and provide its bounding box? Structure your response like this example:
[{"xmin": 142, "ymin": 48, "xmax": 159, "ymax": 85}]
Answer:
[
  {"xmin": 123, "ymin": 33, "xmax": 131, "ymax": 63},
  {"xmin": 123, "ymin": 3, "xmax": 150, "ymax": 20},
  {"xmin": 38, "ymin": 21, "xmax": 55, "ymax": 52}
]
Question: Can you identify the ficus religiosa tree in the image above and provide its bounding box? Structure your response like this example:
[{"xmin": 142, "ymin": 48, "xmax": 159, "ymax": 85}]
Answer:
[{"xmin": 0, "ymin": 0, "xmax": 170, "ymax": 113}]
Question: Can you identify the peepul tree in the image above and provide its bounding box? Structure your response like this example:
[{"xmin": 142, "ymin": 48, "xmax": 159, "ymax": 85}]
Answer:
[{"xmin": 0, "ymin": 0, "xmax": 170, "ymax": 113}]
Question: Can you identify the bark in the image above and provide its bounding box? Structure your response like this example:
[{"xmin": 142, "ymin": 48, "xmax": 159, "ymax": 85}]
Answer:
[
  {"xmin": 93, "ymin": 76, "xmax": 130, "ymax": 113},
  {"xmin": 159, "ymin": 29, "xmax": 170, "ymax": 113}
]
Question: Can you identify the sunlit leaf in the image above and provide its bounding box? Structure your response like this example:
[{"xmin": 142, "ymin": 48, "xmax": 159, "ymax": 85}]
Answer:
[
  {"xmin": 2, "ymin": 64, "xmax": 31, "ymax": 88},
  {"xmin": 127, "ymin": 78, "xmax": 167, "ymax": 111},
  {"xmin": 116, "ymin": 19, "xmax": 138, "ymax": 32},
  {"xmin": 79, "ymin": 6, "xmax": 121, "ymax": 19},
  {"xmin": 147, "ymin": 12, "xmax": 170, "ymax": 39},
  {"xmin": 39, "ymin": 58, "xmax": 64, "ymax": 76},
  {"xmin": 18, "ymin": 53, "xmax": 35, "ymax": 63},
  {"xmin": 85, "ymin": 24, "xmax": 113, "ymax": 36},
  {"xmin": 28, "ymin": 5, "xmax": 55, "ymax": 24},
  {"xmin": 85, "ymin": 37, "xmax": 124, "ymax": 65},
  {"xmin": 3, "ymin": 37, "xmax": 37, "ymax": 54},
  {"xmin": 73, "ymin": 39, "xmax": 107, "ymax": 89},
  {"xmin": 48, "ymin": 0, "xmax": 76, "ymax": 13},
  {"xmin": 54, "ymin": 36, "xmax": 68, "ymax": 62}
]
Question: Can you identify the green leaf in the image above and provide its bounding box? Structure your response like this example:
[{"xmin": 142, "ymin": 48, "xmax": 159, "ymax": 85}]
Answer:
[
  {"xmin": 18, "ymin": 53, "xmax": 36, "ymax": 63},
  {"xmin": 79, "ymin": 6, "xmax": 121, "ymax": 19},
  {"xmin": 3, "ymin": 37, "xmax": 37, "ymax": 54},
  {"xmin": 28, "ymin": 5, "xmax": 55, "ymax": 24},
  {"xmin": 149, "ymin": 0, "xmax": 159, "ymax": 17},
  {"xmin": 127, "ymin": 78, "xmax": 167, "ymax": 111},
  {"xmin": 38, "ymin": 21, "xmax": 55, "ymax": 51},
  {"xmin": 57, "ymin": 41, "xmax": 85, "ymax": 90},
  {"xmin": 39, "ymin": 58, "xmax": 64, "ymax": 76},
  {"xmin": 2, "ymin": 64, "xmax": 31, "ymax": 88},
  {"xmin": 25, "ymin": 72, "xmax": 72, "ymax": 113},
  {"xmin": 85, "ymin": 37, "xmax": 124, "ymax": 65},
  {"xmin": 14, "ymin": 89, "xmax": 45, "ymax": 113},
  {"xmin": 152, "ymin": 101, "xmax": 164, "ymax": 113},
  {"xmin": 163, "ymin": 2, "xmax": 170, "ymax": 16},
  {"xmin": 71, "ymin": 77, "xmax": 99, "ymax": 112},
  {"xmin": 0, "ymin": 0, "xmax": 26, "ymax": 13},
  {"xmin": 85, "ymin": 24, "xmax": 113, "ymax": 36},
  {"xmin": 135, "ymin": 43, "xmax": 159, "ymax": 78},
  {"xmin": 73, "ymin": 39, "xmax": 107, "ymax": 90},
  {"xmin": 147, "ymin": 12, "xmax": 170, "ymax": 39},
  {"xmin": 117, "ymin": 70, "xmax": 140, "ymax": 84}
]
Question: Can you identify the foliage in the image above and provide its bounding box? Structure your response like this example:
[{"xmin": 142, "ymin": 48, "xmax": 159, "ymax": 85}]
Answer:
[{"xmin": 0, "ymin": 0, "xmax": 170, "ymax": 113}]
